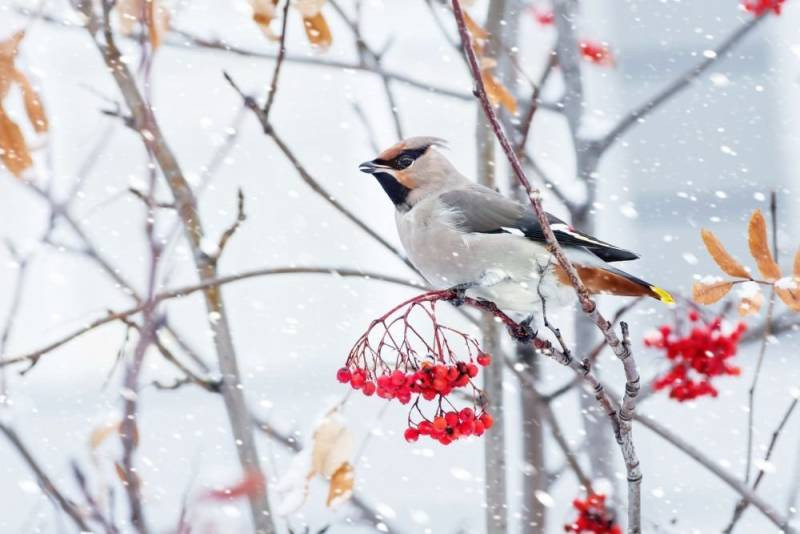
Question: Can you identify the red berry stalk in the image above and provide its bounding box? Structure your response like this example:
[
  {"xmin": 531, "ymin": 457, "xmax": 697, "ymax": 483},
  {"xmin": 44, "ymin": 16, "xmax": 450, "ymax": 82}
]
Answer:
[{"xmin": 339, "ymin": 291, "xmax": 494, "ymax": 445}]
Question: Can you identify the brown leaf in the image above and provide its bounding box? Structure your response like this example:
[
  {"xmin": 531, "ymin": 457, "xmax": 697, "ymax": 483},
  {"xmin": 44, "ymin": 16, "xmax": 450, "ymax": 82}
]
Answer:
[
  {"xmin": 748, "ymin": 209, "xmax": 781, "ymax": 281},
  {"xmin": 89, "ymin": 421, "xmax": 119, "ymax": 450},
  {"xmin": 250, "ymin": 0, "xmax": 280, "ymax": 40},
  {"xmin": 482, "ymin": 71, "xmax": 517, "ymax": 115},
  {"xmin": 738, "ymin": 288, "xmax": 763, "ymax": 317},
  {"xmin": 303, "ymin": 12, "xmax": 332, "ymax": 48},
  {"xmin": 203, "ymin": 471, "xmax": 266, "ymax": 501},
  {"xmin": 794, "ymin": 248, "xmax": 800, "ymax": 278},
  {"xmin": 326, "ymin": 462, "xmax": 354, "ymax": 507},
  {"xmin": 13, "ymin": 71, "xmax": 47, "ymax": 133},
  {"xmin": 775, "ymin": 278, "xmax": 800, "ymax": 312},
  {"xmin": 0, "ymin": 106, "xmax": 32, "ymax": 177},
  {"xmin": 114, "ymin": 462, "xmax": 130, "ymax": 485},
  {"xmin": 700, "ymin": 228, "xmax": 749, "ymax": 278},
  {"xmin": 116, "ymin": 0, "xmax": 169, "ymax": 48},
  {"xmin": 692, "ymin": 279, "xmax": 734, "ymax": 305},
  {"xmin": 310, "ymin": 414, "xmax": 353, "ymax": 478},
  {"xmin": 463, "ymin": 12, "xmax": 490, "ymax": 40}
]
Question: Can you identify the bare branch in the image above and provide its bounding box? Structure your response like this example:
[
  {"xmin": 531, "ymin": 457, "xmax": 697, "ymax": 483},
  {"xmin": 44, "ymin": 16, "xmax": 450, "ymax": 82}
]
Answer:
[
  {"xmin": 213, "ymin": 188, "xmax": 246, "ymax": 262},
  {"xmin": 261, "ymin": 0, "xmax": 290, "ymax": 122},
  {"xmin": 0, "ymin": 267, "xmax": 425, "ymax": 370},
  {"xmin": 595, "ymin": 15, "xmax": 766, "ymax": 153},
  {"xmin": 0, "ymin": 423, "xmax": 91, "ymax": 532}
]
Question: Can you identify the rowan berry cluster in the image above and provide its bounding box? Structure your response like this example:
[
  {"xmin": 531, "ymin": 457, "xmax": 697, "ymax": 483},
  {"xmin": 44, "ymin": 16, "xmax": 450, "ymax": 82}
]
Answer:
[
  {"xmin": 646, "ymin": 310, "xmax": 745, "ymax": 401},
  {"xmin": 564, "ymin": 493, "xmax": 621, "ymax": 534},
  {"xmin": 742, "ymin": 0, "xmax": 785, "ymax": 16},
  {"xmin": 341, "ymin": 295, "xmax": 492, "ymax": 445}
]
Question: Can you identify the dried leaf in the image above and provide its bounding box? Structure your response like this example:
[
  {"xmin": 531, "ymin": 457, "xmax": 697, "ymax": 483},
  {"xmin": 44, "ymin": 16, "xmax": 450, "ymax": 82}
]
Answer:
[
  {"xmin": 748, "ymin": 209, "xmax": 781, "ymax": 281},
  {"xmin": 89, "ymin": 421, "xmax": 119, "ymax": 450},
  {"xmin": 114, "ymin": 462, "xmax": 130, "ymax": 484},
  {"xmin": 692, "ymin": 279, "xmax": 734, "ymax": 305},
  {"xmin": 794, "ymin": 248, "xmax": 800, "ymax": 278},
  {"xmin": 700, "ymin": 228, "xmax": 749, "ymax": 278},
  {"xmin": 303, "ymin": 12, "xmax": 332, "ymax": 48},
  {"xmin": 0, "ymin": 107, "xmax": 32, "ymax": 177},
  {"xmin": 310, "ymin": 413, "xmax": 353, "ymax": 478},
  {"xmin": 326, "ymin": 462, "xmax": 354, "ymax": 507},
  {"xmin": 13, "ymin": 70, "xmax": 48, "ymax": 133},
  {"xmin": 116, "ymin": 0, "xmax": 169, "ymax": 48},
  {"xmin": 463, "ymin": 12, "xmax": 489, "ymax": 40},
  {"xmin": 738, "ymin": 290, "xmax": 763, "ymax": 317},
  {"xmin": 775, "ymin": 277, "xmax": 800, "ymax": 312},
  {"xmin": 482, "ymin": 71, "xmax": 517, "ymax": 115},
  {"xmin": 294, "ymin": 0, "xmax": 326, "ymax": 17},
  {"xmin": 203, "ymin": 471, "xmax": 266, "ymax": 501},
  {"xmin": 249, "ymin": 0, "xmax": 279, "ymax": 40}
]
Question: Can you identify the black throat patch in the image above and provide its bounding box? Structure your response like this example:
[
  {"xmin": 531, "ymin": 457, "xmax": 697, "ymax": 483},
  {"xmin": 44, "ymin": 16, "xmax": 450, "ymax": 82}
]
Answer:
[{"xmin": 373, "ymin": 172, "xmax": 411, "ymax": 211}]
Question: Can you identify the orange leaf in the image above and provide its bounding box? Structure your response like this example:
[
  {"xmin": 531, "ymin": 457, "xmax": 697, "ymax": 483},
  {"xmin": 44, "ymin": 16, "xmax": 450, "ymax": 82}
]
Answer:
[
  {"xmin": 482, "ymin": 71, "xmax": 517, "ymax": 115},
  {"xmin": 700, "ymin": 228, "xmax": 749, "ymax": 278},
  {"xmin": 738, "ymin": 290, "xmax": 763, "ymax": 317},
  {"xmin": 692, "ymin": 280, "xmax": 733, "ymax": 305},
  {"xmin": 249, "ymin": 0, "xmax": 279, "ymax": 40},
  {"xmin": 794, "ymin": 248, "xmax": 800, "ymax": 278},
  {"xmin": 748, "ymin": 209, "xmax": 781, "ymax": 281},
  {"xmin": 326, "ymin": 462, "xmax": 354, "ymax": 507},
  {"xmin": 0, "ymin": 106, "xmax": 32, "ymax": 177},
  {"xmin": 116, "ymin": 0, "xmax": 169, "ymax": 48},
  {"xmin": 89, "ymin": 421, "xmax": 119, "ymax": 450},
  {"xmin": 12, "ymin": 70, "xmax": 47, "ymax": 133},
  {"xmin": 303, "ymin": 12, "xmax": 332, "ymax": 48},
  {"xmin": 204, "ymin": 471, "xmax": 266, "ymax": 501},
  {"xmin": 463, "ymin": 12, "xmax": 490, "ymax": 40},
  {"xmin": 775, "ymin": 278, "xmax": 800, "ymax": 312}
]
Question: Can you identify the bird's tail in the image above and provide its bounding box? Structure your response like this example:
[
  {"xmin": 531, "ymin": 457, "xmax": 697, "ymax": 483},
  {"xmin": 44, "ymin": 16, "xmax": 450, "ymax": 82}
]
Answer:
[{"xmin": 555, "ymin": 264, "xmax": 674, "ymax": 303}]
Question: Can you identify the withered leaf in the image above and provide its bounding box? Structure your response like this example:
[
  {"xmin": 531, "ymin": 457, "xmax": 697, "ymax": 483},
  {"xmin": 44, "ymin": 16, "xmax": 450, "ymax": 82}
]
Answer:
[
  {"xmin": 89, "ymin": 421, "xmax": 119, "ymax": 450},
  {"xmin": 482, "ymin": 71, "xmax": 517, "ymax": 115},
  {"xmin": 249, "ymin": 0, "xmax": 280, "ymax": 41},
  {"xmin": 303, "ymin": 12, "xmax": 332, "ymax": 48},
  {"xmin": 310, "ymin": 414, "xmax": 353, "ymax": 478},
  {"xmin": 738, "ymin": 289, "xmax": 763, "ymax": 317},
  {"xmin": 0, "ymin": 107, "xmax": 32, "ymax": 177},
  {"xmin": 294, "ymin": 0, "xmax": 327, "ymax": 17},
  {"xmin": 463, "ymin": 12, "xmax": 490, "ymax": 41},
  {"xmin": 13, "ymin": 70, "xmax": 48, "ymax": 133},
  {"xmin": 326, "ymin": 462, "xmax": 354, "ymax": 507},
  {"xmin": 748, "ymin": 209, "xmax": 781, "ymax": 281},
  {"xmin": 692, "ymin": 280, "xmax": 734, "ymax": 305},
  {"xmin": 700, "ymin": 228, "xmax": 749, "ymax": 278},
  {"xmin": 794, "ymin": 248, "xmax": 800, "ymax": 278},
  {"xmin": 775, "ymin": 278, "xmax": 800, "ymax": 312},
  {"xmin": 116, "ymin": 0, "xmax": 170, "ymax": 49}
]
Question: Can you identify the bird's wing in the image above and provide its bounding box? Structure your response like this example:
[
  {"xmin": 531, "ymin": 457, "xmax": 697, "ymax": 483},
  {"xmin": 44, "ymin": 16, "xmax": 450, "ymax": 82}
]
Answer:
[{"xmin": 439, "ymin": 187, "xmax": 639, "ymax": 262}]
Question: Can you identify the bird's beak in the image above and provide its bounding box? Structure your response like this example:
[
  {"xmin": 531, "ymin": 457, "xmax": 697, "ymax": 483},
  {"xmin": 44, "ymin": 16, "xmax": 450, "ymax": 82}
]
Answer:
[{"xmin": 359, "ymin": 161, "xmax": 379, "ymax": 174}]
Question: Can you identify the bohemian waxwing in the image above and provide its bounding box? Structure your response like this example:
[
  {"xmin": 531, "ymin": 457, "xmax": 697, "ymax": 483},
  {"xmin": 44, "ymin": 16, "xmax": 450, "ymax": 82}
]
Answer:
[{"xmin": 359, "ymin": 136, "xmax": 673, "ymax": 314}]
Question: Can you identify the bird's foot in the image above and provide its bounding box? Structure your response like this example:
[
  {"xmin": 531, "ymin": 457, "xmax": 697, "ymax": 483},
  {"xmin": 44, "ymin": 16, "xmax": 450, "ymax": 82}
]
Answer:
[
  {"xmin": 510, "ymin": 315, "xmax": 537, "ymax": 343},
  {"xmin": 445, "ymin": 282, "xmax": 475, "ymax": 307}
]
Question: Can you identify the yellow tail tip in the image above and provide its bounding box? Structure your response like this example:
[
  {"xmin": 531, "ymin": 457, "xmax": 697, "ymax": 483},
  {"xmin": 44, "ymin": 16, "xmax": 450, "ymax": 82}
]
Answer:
[{"xmin": 651, "ymin": 286, "xmax": 674, "ymax": 304}]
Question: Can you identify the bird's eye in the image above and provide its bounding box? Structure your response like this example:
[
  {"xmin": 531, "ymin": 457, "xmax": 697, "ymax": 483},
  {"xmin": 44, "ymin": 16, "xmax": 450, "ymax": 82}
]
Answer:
[{"xmin": 396, "ymin": 155, "xmax": 415, "ymax": 169}]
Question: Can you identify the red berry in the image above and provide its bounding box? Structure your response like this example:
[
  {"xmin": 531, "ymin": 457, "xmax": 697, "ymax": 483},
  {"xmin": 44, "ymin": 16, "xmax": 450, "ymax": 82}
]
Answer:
[
  {"xmin": 459, "ymin": 408, "xmax": 475, "ymax": 422},
  {"xmin": 391, "ymin": 370, "xmax": 405, "ymax": 387},
  {"xmin": 688, "ymin": 310, "xmax": 700, "ymax": 322},
  {"xmin": 476, "ymin": 353, "xmax": 492, "ymax": 366},
  {"xmin": 444, "ymin": 411, "xmax": 459, "ymax": 427},
  {"xmin": 466, "ymin": 363, "xmax": 479, "ymax": 378},
  {"xmin": 404, "ymin": 427, "xmax": 419, "ymax": 442},
  {"xmin": 418, "ymin": 421, "xmax": 434, "ymax": 435},
  {"xmin": 336, "ymin": 367, "xmax": 351, "ymax": 383},
  {"xmin": 473, "ymin": 420, "xmax": 485, "ymax": 435},
  {"xmin": 480, "ymin": 413, "xmax": 494, "ymax": 429},
  {"xmin": 362, "ymin": 381, "xmax": 376, "ymax": 396},
  {"xmin": 350, "ymin": 370, "xmax": 366, "ymax": 389},
  {"xmin": 458, "ymin": 420, "xmax": 475, "ymax": 435},
  {"xmin": 432, "ymin": 416, "xmax": 447, "ymax": 432}
]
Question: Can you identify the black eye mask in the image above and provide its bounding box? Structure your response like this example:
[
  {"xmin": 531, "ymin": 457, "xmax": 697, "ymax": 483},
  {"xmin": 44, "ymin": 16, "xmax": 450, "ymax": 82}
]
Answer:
[{"xmin": 373, "ymin": 147, "xmax": 428, "ymax": 170}]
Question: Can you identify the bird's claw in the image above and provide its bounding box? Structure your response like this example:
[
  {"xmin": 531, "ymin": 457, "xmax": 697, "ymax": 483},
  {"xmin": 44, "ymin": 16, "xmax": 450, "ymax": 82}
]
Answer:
[{"xmin": 446, "ymin": 283, "xmax": 473, "ymax": 307}]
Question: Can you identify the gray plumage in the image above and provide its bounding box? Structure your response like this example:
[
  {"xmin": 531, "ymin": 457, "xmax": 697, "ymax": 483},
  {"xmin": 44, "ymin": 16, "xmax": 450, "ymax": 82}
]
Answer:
[{"xmin": 359, "ymin": 136, "xmax": 669, "ymax": 314}]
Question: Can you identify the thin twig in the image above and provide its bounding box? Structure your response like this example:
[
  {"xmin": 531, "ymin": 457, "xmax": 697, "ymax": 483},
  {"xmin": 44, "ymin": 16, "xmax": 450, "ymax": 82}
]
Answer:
[
  {"xmin": 0, "ymin": 423, "xmax": 91, "ymax": 531},
  {"xmin": 595, "ymin": 15, "xmax": 766, "ymax": 153},
  {"xmin": 261, "ymin": 0, "xmax": 290, "ymax": 121}
]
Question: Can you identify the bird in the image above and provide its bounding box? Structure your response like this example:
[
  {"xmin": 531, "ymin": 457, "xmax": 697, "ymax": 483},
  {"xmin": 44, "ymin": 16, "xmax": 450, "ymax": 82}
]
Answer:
[{"xmin": 358, "ymin": 136, "xmax": 673, "ymax": 318}]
